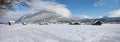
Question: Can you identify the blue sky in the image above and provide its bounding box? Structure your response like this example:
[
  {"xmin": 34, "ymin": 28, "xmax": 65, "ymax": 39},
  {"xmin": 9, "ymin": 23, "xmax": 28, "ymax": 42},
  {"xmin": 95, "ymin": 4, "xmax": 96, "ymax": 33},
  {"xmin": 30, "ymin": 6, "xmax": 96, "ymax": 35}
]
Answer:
[
  {"xmin": 55, "ymin": 0, "xmax": 120, "ymax": 17},
  {"xmin": 13, "ymin": 0, "xmax": 120, "ymax": 17}
]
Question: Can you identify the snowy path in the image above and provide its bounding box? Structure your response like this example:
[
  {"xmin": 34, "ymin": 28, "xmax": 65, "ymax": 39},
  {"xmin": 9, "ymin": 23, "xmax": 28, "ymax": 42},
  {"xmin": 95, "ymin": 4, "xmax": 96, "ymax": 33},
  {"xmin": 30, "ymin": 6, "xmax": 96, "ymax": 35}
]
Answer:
[{"xmin": 0, "ymin": 24, "xmax": 120, "ymax": 42}]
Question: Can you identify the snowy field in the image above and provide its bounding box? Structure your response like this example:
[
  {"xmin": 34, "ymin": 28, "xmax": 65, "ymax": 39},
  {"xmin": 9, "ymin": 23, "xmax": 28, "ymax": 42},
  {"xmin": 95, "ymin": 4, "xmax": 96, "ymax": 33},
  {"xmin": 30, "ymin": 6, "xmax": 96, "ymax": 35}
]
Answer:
[{"xmin": 0, "ymin": 24, "xmax": 120, "ymax": 42}]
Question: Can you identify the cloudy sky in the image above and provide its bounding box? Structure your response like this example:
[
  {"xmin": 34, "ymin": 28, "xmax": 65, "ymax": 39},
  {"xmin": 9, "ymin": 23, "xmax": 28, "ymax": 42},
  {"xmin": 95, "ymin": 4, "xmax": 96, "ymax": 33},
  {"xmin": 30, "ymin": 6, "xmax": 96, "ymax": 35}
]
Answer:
[{"xmin": 10, "ymin": 0, "xmax": 120, "ymax": 18}]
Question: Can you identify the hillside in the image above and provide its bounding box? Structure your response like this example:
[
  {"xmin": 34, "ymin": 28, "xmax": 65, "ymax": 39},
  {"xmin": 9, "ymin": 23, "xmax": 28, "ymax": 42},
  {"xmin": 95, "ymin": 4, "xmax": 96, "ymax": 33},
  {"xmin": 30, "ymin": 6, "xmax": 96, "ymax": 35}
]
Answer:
[{"xmin": 15, "ymin": 10, "xmax": 70, "ymax": 23}]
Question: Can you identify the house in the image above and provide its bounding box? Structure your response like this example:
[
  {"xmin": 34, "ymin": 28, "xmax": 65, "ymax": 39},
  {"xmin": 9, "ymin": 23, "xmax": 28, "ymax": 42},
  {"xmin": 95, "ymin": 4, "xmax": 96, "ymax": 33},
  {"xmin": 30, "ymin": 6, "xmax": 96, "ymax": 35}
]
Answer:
[
  {"xmin": 22, "ymin": 22, "xmax": 27, "ymax": 25},
  {"xmin": 69, "ymin": 22, "xmax": 81, "ymax": 25},
  {"xmin": 8, "ymin": 21, "xmax": 15, "ymax": 25},
  {"xmin": 39, "ymin": 22, "xmax": 49, "ymax": 25},
  {"xmin": 44, "ymin": 22, "xmax": 49, "ymax": 25},
  {"xmin": 92, "ymin": 20, "xmax": 102, "ymax": 25}
]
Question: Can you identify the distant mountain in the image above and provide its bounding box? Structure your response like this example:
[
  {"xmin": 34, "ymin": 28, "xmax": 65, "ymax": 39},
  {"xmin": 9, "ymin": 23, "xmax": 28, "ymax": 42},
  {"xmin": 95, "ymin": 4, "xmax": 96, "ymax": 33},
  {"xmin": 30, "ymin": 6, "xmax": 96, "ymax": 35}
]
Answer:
[
  {"xmin": 71, "ymin": 16, "xmax": 120, "ymax": 24},
  {"xmin": 1, "ymin": 10, "xmax": 120, "ymax": 24},
  {"xmin": 16, "ymin": 10, "xmax": 70, "ymax": 23},
  {"xmin": 72, "ymin": 15, "xmax": 92, "ymax": 20},
  {"xmin": 95, "ymin": 17, "xmax": 120, "ymax": 23}
]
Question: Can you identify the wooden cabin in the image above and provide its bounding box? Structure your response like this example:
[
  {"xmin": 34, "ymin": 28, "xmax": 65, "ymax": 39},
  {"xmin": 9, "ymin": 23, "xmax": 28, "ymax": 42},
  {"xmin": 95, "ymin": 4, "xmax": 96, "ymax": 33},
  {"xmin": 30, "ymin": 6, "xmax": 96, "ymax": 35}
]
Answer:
[
  {"xmin": 69, "ymin": 22, "xmax": 81, "ymax": 25},
  {"xmin": 22, "ymin": 22, "xmax": 27, "ymax": 25},
  {"xmin": 39, "ymin": 22, "xmax": 49, "ymax": 25},
  {"xmin": 8, "ymin": 21, "xmax": 15, "ymax": 25},
  {"xmin": 92, "ymin": 20, "xmax": 102, "ymax": 25}
]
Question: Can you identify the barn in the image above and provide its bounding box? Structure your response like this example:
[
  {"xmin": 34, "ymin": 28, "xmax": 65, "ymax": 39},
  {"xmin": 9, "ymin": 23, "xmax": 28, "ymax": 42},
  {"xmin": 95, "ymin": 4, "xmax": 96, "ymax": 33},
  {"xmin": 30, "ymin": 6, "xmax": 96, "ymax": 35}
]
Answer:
[
  {"xmin": 69, "ymin": 22, "xmax": 81, "ymax": 25},
  {"xmin": 8, "ymin": 21, "xmax": 15, "ymax": 25},
  {"xmin": 92, "ymin": 20, "xmax": 102, "ymax": 25},
  {"xmin": 22, "ymin": 22, "xmax": 27, "ymax": 25}
]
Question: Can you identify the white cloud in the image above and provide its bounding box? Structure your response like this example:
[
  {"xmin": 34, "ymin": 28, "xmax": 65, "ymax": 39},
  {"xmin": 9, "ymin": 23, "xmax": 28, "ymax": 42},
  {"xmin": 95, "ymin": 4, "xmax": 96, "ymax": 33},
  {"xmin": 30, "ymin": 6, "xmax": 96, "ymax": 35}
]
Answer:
[
  {"xmin": 27, "ymin": 0, "xmax": 71, "ymax": 18},
  {"xmin": 93, "ymin": 2, "xmax": 102, "ymax": 7},
  {"xmin": 94, "ymin": 0, "xmax": 120, "ymax": 7},
  {"xmin": 75, "ymin": 15, "xmax": 93, "ymax": 19},
  {"xmin": 9, "ymin": 0, "xmax": 71, "ymax": 18},
  {"xmin": 93, "ymin": 3, "xmax": 98, "ymax": 7},
  {"xmin": 93, "ymin": 0, "xmax": 104, "ymax": 7},
  {"xmin": 98, "ymin": 16, "xmax": 103, "ymax": 18},
  {"xmin": 109, "ymin": 9, "xmax": 120, "ymax": 17},
  {"xmin": 0, "ymin": 0, "xmax": 71, "ymax": 22}
]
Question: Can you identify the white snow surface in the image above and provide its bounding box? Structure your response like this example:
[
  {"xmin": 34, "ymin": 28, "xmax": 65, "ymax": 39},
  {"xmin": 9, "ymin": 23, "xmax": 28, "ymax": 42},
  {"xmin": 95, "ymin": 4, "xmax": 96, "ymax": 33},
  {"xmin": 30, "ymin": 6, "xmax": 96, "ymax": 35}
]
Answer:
[{"xmin": 0, "ymin": 24, "xmax": 120, "ymax": 42}]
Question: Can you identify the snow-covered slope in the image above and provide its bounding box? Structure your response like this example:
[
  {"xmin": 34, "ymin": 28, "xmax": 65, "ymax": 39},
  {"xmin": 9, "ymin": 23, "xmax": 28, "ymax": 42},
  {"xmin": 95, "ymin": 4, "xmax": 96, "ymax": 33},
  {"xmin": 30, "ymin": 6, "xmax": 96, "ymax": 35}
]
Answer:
[
  {"xmin": 15, "ymin": 10, "xmax": 70, "ymax": 23},
  {"xmin": 0, "ymin": 24, "xmax": 120, "ymax": 42}
]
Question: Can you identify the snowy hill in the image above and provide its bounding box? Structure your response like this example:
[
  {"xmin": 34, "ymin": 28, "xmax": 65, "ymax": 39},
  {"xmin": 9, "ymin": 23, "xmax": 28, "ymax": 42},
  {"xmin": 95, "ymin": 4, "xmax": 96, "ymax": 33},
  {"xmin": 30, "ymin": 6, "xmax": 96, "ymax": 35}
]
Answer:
[
  {"xmin": 0, "ymin": 24, "xmax": 120, "ymax": 42},
  {"xmin": 16, "ymin": 10, "xmax": 70, "ymax": 23}
]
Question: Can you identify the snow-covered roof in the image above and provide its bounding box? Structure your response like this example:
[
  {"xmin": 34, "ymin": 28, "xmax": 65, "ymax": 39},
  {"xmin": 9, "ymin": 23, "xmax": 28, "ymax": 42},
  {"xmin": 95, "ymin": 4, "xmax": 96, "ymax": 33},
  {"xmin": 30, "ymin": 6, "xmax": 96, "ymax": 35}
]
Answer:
[{"xmin": 9, "ymin": 21, "xmax": 15, "ymax": 22}]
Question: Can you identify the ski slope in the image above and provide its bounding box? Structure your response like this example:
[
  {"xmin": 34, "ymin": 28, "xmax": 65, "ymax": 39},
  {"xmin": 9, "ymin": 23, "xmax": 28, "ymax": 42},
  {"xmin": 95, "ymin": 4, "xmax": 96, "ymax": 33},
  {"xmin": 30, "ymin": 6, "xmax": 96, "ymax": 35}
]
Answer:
[{"xmin": 0, "ymin": 24, "xmax": 120, "ymax": 42}]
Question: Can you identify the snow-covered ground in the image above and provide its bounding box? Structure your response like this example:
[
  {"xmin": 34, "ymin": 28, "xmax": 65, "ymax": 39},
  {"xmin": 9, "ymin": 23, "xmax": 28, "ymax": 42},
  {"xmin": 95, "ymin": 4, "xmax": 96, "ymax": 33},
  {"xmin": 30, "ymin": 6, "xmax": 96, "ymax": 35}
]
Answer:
[{"xmin": 0, "ymin": 24, "xmax": 120, "ymax": 42}]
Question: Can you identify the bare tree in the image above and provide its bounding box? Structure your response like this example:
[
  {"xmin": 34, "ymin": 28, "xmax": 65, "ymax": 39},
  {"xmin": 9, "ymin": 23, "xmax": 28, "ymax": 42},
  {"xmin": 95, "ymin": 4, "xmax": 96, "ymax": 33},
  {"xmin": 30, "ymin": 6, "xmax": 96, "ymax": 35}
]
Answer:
[{"xmin": 0, "ymin": 0, "xmax": 32, "ymax": 16}]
